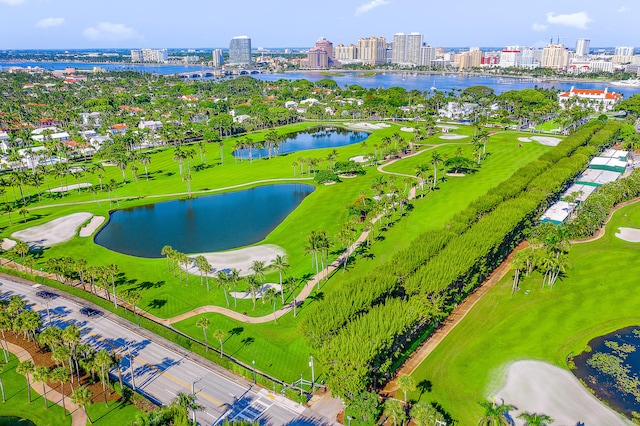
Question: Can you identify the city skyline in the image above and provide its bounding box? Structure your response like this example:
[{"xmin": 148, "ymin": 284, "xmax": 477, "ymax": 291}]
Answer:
[{"xmin": 0, "ymin": 0, "xmax": 636, "ymax": 50}]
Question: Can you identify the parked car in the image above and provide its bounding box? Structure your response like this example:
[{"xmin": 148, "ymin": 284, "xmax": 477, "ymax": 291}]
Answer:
[
  {"xmin": 79, "ymin": 307, "xmax": 101, "ymax": 317},
  {"xmin": 35, "ymin": 291, "xmax": 57, "ymax": 299}
]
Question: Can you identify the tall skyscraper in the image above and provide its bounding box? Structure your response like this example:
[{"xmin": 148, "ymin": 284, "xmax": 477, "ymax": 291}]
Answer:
[
  {"xmin": 406, "ymin": 33, "xmax": 423, "ymax": 65},
  {"xmin": 130, "ymin": 48, "xmax": 168, "ymax": 63},
  {"xmin": 392, "ymin": 33, "xmax": 406, "ymax": 64},
  {"xmin": 419, "ymin": 45, "xmax": 436, "ymax": 67},
  {"xmin": 613, "ymin": 46, "xmax": 635, "ymax": 64},
  {"xmin": 541, "ymin": 44, "xmax": 569, "ymax": 70},
  {"xmin": 575, "ymin": 38, "xmax": 590, "ymax": 57},
  {"xmin": 228, "ymin": 36, "xmax": 252, "ymax": 67},
  {"xmin": 303, "ymin": 38, "xmax": 334, "ymax": 69},
  {"xmin": 212, "ymin": 48, "xmax": 223, "ymax": 67},
  {"xmin": 357, "ymin": 37, "xmax": 387, "ymax": 65}
]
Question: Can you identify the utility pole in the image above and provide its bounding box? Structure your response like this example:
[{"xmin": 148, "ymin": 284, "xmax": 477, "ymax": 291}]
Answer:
[
  {"xmin": 127, "ymin": 344, "xmax": 136, "ymax": 390},
  {"xmin": 252, "ymin": 360, "xmax": 256, "ymax": 384},
  {"xmin": 309, "ymin": 355, "xmax": 315, "ymax": 390}
]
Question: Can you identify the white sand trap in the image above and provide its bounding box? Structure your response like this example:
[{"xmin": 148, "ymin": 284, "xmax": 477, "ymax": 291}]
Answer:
[
  {"xmin": 349, "ymin": 155, "xmax": 367, "ymax": 163},
  {"xmin": 229, "ymin": 283, "xmax": 282, "ymax": 300},
  {"xmin": 531, "ymin": 136, "xmax": 562, "ymax": 146},
  {"xmin": 46, "ymin": 183, "xmax": 92, "ymax": 193},
  {"xmin": 375, "ymin": 123, "xmax": 391, "ymax": 128},
  {"xmin": 79, "ymin": 216, "xmax": 105, "ymax": 237},
  {"xmin": 1, "ymin": 238, "xmax": 16, "ymax": 251},
  {"xmin": 400, "ymin": 127, "xmax": 415, "ymax": 132},
  {"xmin": 345, "ymin": 122, "xmax": 383, "ymax": 130},
  {"xmin": 494, "ymin": 360, "xmax": 631, "ymax": 426},
  {"xmin": 615, "ymin": 227, "xmax": 640, "ymax": 242},
  {"xmin": 12, "ymin": 212, "xmax": 92, "ymax": 248},
  {"xmin": 439, "ymin": 134, "xmax": 469, "ymax": 140},
  {"xmin": 338, "ymin": 174, "xmax": 357, "ymax": 179},
  {"xmin": 518, "ymin": 137, "xmax": 532, "ymax": 142},
  {"xmin": 437, "ymin": 125, "xmax": 459, "ymax": 131},
  {"xmin": 184, "ymin": 244, "xmax": 285, "ymax": 277}
]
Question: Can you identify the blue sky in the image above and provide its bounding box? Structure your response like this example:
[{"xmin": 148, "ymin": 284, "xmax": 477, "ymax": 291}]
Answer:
[{"xmin": 0, "ymin": 0, "xmax": 636, "ymax": 50}]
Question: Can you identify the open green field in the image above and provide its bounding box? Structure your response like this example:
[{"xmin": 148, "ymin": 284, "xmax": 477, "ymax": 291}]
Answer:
[
  {"xmin": 0, "ymin": 122, "xmax": 555, "ymax": 383},
  {"xmin": 534, "ymin": 119, "xmax": 562, "ymax": 132},
  {"xmin": 407, "ymin": 200, "xmax": 640, "ymax": 424}
]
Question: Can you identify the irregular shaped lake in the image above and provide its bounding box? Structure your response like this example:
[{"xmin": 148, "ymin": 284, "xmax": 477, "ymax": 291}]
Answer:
[
  {"xmin": 572, "ymin": 326, "xmax": 640, "ymax": 419},
  {"xmin": 233, "ymin": 126, "xmax": 368, "ymax": 159},
  {"xmin": 94, "ymin": 184, "xmax": 314, "ymax": 258}
]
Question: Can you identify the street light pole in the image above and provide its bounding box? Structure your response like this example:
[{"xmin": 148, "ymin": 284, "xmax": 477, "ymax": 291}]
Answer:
[
  {"xmin": 127, "ymin": 344, "xmax": 136, "ymax": 391},
  {"xmin": 45, "ymin": 300, "xmax": 51, "ymax": 326},
  {"xmin": 309, "ymin": 355, "xmax": 315, "ymax": 390},
  {"xmin": 191, "ymin": 375, "xmax": 204, "ymax": 425},
  {"xmin": 252, "ymin": 360, "xmax": 256, "ymax": 384},
  {"xmin": 347, "ymin": 416, "xmax": 352, "ymax": 426}
]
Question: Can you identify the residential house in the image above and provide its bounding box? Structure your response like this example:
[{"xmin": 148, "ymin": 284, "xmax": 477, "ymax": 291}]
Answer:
[{"xmin": 110, "ymin": 123, "xmax": 129, "ymax": 134}]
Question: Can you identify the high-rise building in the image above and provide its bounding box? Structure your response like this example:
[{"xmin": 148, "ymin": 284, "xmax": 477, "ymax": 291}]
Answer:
[
  {"xmin": 406, "ymin": 33, "xmax": 423, "ymax": 65},
  {"xmin": 302, "ymin": 38, "xmax": 335, "ymax": 69},
  {"xmin": 334, "ymin": 44, "xmax": 358, "ymax": 61},
  {"xmin": 212, "ymin": 49, "xmax": 223, "ymax": 67},
  {"xmin": 575, "ymin": 38, "xmax": 590, "ymax": 57},
  {"xmin": 500, "ymin": 46, "xmax": 522, "ymax": 68},
  {"xmin": 520, "ymin": 47, "xmax": 541, "ymax": 69},
  {"xmin": 459, "ymin": 48, "xmax": 482, "ymax": 70},
  {"xmin": 541, "ymin": 44, "xmax": 569, "ymax": 70},
  {"xmin": 613, "ymin": 46, "xmax": 635, "ymax": 64},
  {"xmin": 228, "ymin": 36, "xmax": 252, "ymax": 67},
  {"xmin": 314, "ymin": 38, "xmax": 334, "ymax": 61},
  {"xmin": 357, "ymin": 36, "xmax": 387, "ymax": 65},
  {"xmin": 419, "ymin": 45, "xmax": 436, "ymax": 67},
  {"xmin": 392, "ymin": 33, "xmax": 406, "ymax": 64},
  {"xmin": 130, "ymin": 48, "xmax": 168, "ymax": 63}
]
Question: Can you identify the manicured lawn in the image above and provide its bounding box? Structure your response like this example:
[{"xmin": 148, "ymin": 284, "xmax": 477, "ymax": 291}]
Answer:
[
  {"xmin": 407, "ymin": 201, "xmax": 640, "ymax": 424},
  {"xmin": 0, "ymin": 122, "xmax": 554, "ymax": 383},
  {"xmin": 0, "ymin": 353, "xmax": 69, "ymax": 425}
]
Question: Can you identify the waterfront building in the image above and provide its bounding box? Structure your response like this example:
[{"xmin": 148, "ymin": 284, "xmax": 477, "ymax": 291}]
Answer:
[
  {"xmin": 130, "ymin": 48, "xmax": 168, "ymax": 63},
  {"xmin": 212, "ymin": 49, "xmax": 223, "ymax": 67},
  {"xmin": 500, "ymin": 46, "xmax": 522, "ymax": 68},
  {"xmin": 557, "ymin": 87, "xmax": 622, "ymax": 111},
  {"xmin": 334, "ymin": 44, "xmax": 358, "ymax": 61},
  {"xmin": 357, "ymin": 36, "xmax": 387, "ymax": 65},
  {"xmin": 228, "ymin": 36, "xmax": 252, "ymax": 67},
  {"xmin": 541, "ymin": 44, "xmax": 569, "ymax": 70},
  {"xmin": 419, "ymin": 45, "xmax": 436, "ymax": 67},
  {"xmin": 392, "ymin": 33, "xmax": 406, "ymax": 64},
  {"xmin": 406, "ymin": 32, "xmax": 423, "ymax": 65},
  {"xmin": 521, "ymin": 47, "xmax": 541, "ymax": 69},
  {"xmin": 613, "ymin": 46, "xmax": 635, "ymax": 64},
  {"xmin": 575, "ymin": 38, "xmax": 590, "ymax": 57},
  {"xmin": 302, "ymin": 38, "xmax": 334, "ymax": 69},
  {"xmin": 459, "ymin": 48, "xmax": 482, "ymax": 70}
]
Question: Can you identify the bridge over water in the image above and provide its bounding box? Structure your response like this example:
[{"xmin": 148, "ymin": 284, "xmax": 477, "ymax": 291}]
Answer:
[{"xmin": 177, "ymin": 69, "xmax": 264, "ymax": 79}]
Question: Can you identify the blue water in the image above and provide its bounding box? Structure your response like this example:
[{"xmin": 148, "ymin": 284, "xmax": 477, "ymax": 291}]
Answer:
[
  {"xmin": 233, "ymin": 126, "xmax": 369, "ymax": 159},
  {"xmin": 94, "ymin": 184, "xmax": 314, "ymax": 258},
  {"xmin": 3, "ymin": 61, "xmax": 640, "ymax": 98}
]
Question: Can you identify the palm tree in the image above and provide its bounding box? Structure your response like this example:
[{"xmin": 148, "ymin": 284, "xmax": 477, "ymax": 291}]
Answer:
[
  {"xmin": 33, "ymin": 365, "xmax": 50, "ymax": 409},
  {"xmin": 517, "ymin": 412, "xmax": 554, "ymax": 426},
  {"xmin": 477, "ymin": 400, "xmax": 514, "ymax": 426},
  {"xmin": 246, "ymin": 275, "xmax": 261, "ymax": 310},
  {"xmin": 414, "ymin": 163, "xmax": 429, "ymax": 197},
  {"xmin": 94, "ymin": 349, "xmax": 113, "ymax": 406},
  {"xmin": 410, "ymin": 401, "xmax": 444, "ymax": 425},
  {"xmin": 50, "ymin": 366, "xmax": 71, "ymax": 417},
  {"xmin": 195, "ymin": 317, "xmax": 210, "ymax": 351},
  {"xmin": 270, "ymin": 255, "xmax": 289, "ymax": 304},
  {"xmin": 430, "ymin": 152, "xmax": 443, "ymax": 190},
  {"xmin": 107, "ymin": 264, "xmax": 120, "ymax": 308},
  {"xmin": 229, "ymin": 268, "xmax": 240, "ymax": 307},
  {"xmin": 250, "ymin": 260, "xmax": 266, "ymax": 283},
  {"xmin": 212, "ymin": 329, "xmax": 226, "ymax": 358},
  {"xmin": 16, "ymin": 360, "xmax": 35, "ymax": 402},
  {"xmin": 13, "ymin": 240, "xmax": 29, "ymax": 260},
  {"xmin": 263, "ymin": 287, "xmax": 278, "ymax": 322},
  {"xmin": 173, "ymin": 391, "xmax": 204, "ymax": 426},
  {"xmin": 384, "ymin": 398, "xmax": 407, "ymax": 426},
  {"xmin": 71, "ymin": 386, "xmax": 94, "ymax": 424},
  {"xmin": 183, "ymin": 173, "xmax": 192, "ymax": 197},
  {"xmin": 397, "ymin": 374, "xmax": 415, "ymax": 405},
  {"xmin": 122, "ymin": 289, "xmax": 142, "ymax": 326}
]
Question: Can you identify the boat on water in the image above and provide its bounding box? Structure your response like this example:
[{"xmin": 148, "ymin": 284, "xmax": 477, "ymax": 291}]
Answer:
[{"xmin": 610, "ymin": 79, "xmax": 640, "ymax": 88}]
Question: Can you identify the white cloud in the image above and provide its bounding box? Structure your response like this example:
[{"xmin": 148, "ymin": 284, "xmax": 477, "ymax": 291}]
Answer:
[
  {"xmin": 82, "ymin": 22, "xmax": 139, "ymax": 42},
  {"xmin": 0, "ymin": 0, "xmax": 27, "ymax": 5},
  {"xmin": 532, "ymin": 23, "xmax": 548, "ymax": 32},
  {"xmin": 35, "ymin": 17, "xmax": 65, "ymax": 28},
  {"xmin": 546, "ymin": 11, "xmax": 593, "ymax": 29},
  {"xmin": 617, "ymin": 6, "xmax": 629, "ymax": 13},
  {"xmin": 355, "ymin": 0, "xmax": 390, "ymax": 16}
]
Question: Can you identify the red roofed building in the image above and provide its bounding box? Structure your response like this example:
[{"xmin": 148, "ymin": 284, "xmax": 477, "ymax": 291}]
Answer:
[
  {"xmin": 110, "ymin": 123, "xmax": 129, "ymax": 134},
  {"xmin": 557, "ymin": 87, "xmax": 623, "ymax": 112}
]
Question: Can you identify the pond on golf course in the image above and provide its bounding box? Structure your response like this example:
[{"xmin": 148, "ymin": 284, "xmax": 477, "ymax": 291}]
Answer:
[
  {"xmin": 0, "ymin": 417, "xmax": 37, "ymax": 426},
  {"xmin": 233, "ymin": 125, "xmax": 369, "ymax": 159},
  {"xmin": 571, "ymin": 326, "xmax": 640, "ymax": 419},
  {"xmin": 94, "ymin": 184, "xmax": 314, "ymax": 258}
]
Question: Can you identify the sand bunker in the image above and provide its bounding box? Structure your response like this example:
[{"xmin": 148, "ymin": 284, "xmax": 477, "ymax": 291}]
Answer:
[
  {"xmin": 12, "ymin": 212, "xmax": 92, "ymax": 248},
  {"xmin": 79, "ymin": 216, "xmax": 105, "ymax": 237},
  {"xmin": 349, "ymin": 155, "xmax": 367, "ymax": 163},
  {"xmin": 531, "ymin": 136, "xmax": 562, "ymax": 146},
  {"xmin": 375, "ymin": 123, "xmax": 391, "ymax": 128},
  {"xmin": 1, "ymin": 238, "xmax": 16, "ymax": 251},
  {"xmin": 615, "ymin": 227, "xmax": 640, "ymax": 242},
  {"xmin": 183, "ymin": 245, "xmax": 286, "ymax": 277},
  {"xmin": 345, "ymin": 122, "xmax": 385, "ymax": 130},
  {"xmin": 494, "ymin": 360, "xmax": 630, "ymax": 426},
  {"xmin": 229, "ymin": 283, "xmax": 283, "ymax": 300},
  {"xmin": 437, "ymin": 125, "xmax": 459, "ymax": 131},
  {"xmin": 439, "ymin": 134, "xmax": 469, "ymax": 140},
  {"xmin": 517, "ymin": 137, "xmax": 532, "ymax": 142},
  {"xmin": 400, "ymin": 127, "xmax": 415, "ymax": 132},
  {"xmin": 46, "ymin": 183, "xmax": 92, "ymax": 193}
]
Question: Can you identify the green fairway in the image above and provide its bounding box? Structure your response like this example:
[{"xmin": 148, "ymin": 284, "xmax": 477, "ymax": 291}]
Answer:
[
  {"xmin": 0, "ymin": 122, "xmax": 555, "ymax": 383},
  {"xmin": 407, "ymin": 200, "xmax": 640, "ymax": 424}
]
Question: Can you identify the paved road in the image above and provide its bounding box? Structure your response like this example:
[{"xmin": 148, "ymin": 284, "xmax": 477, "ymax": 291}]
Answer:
[{"xmin": 0, "ymin": 275, "xmax": 336, "ymax": 426}]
